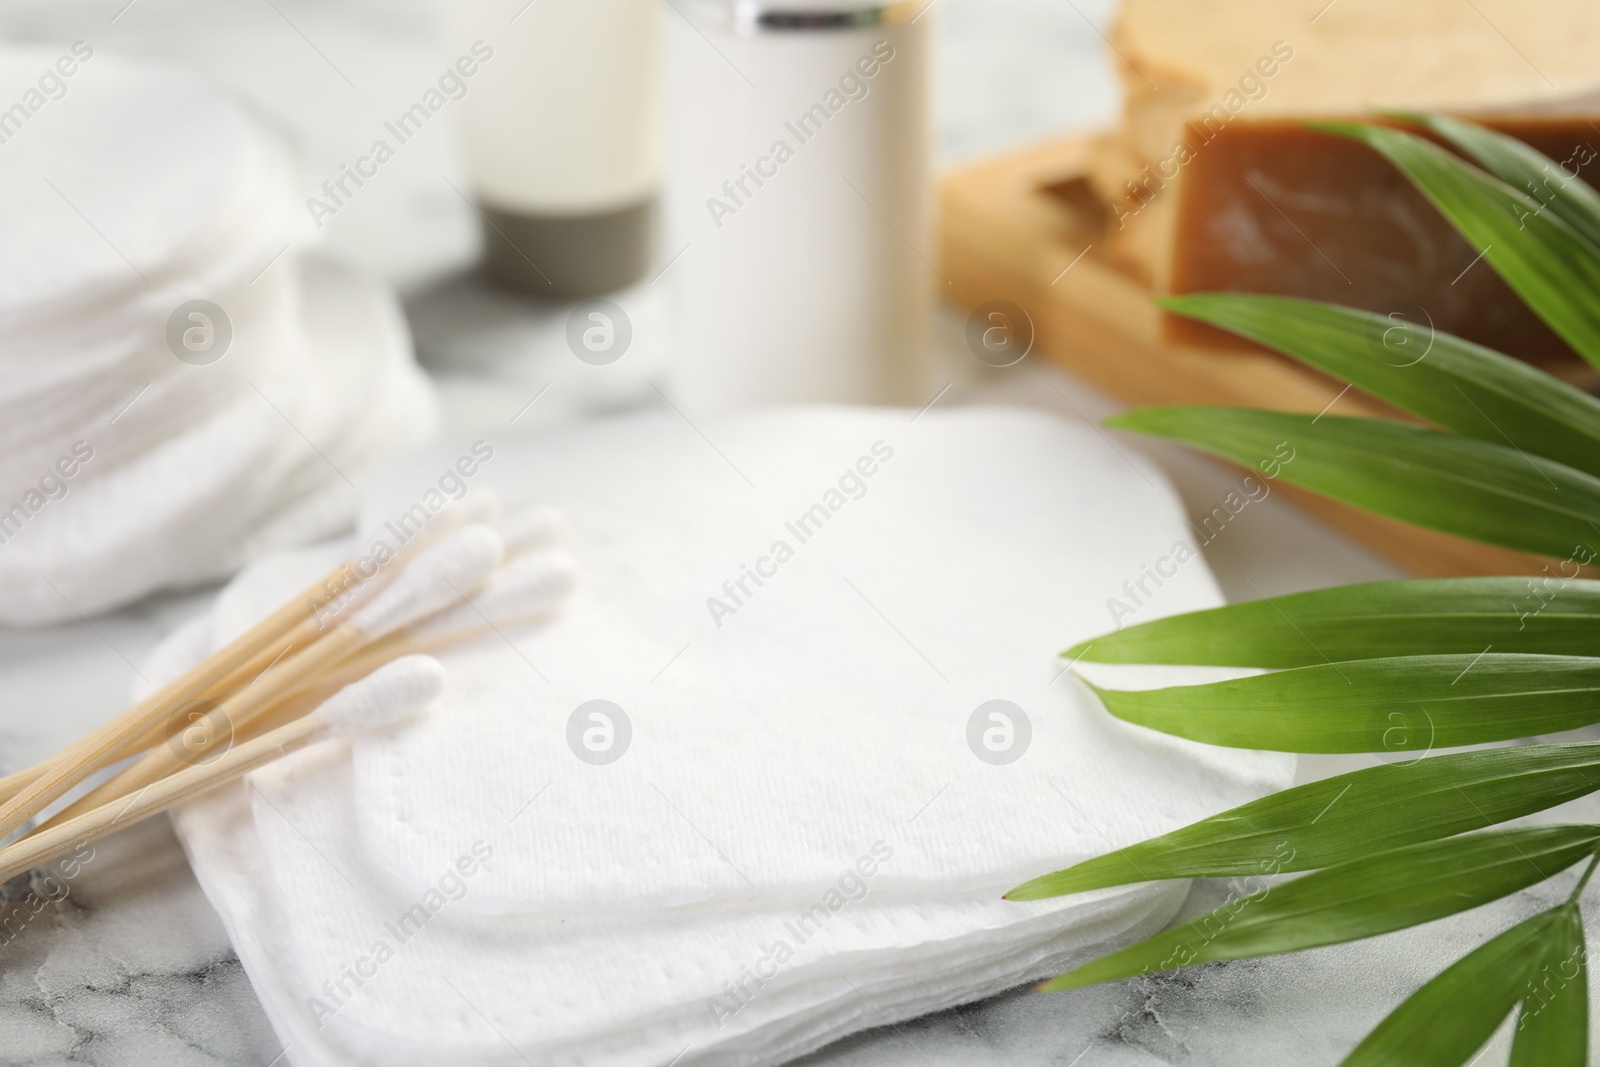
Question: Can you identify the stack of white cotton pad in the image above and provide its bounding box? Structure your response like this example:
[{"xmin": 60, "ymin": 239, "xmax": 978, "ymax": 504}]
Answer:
[
  {"xmin": 150, "ymin": 407, "xmax": 1294, "ymax": 1066},
  {"xmin": 0, "ymin": 46, "xmax": 437, "ymax": 623}
]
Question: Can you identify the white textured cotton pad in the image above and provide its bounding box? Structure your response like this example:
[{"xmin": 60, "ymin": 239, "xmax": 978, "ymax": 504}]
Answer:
[
  {"xmin": 345, "ymin": 408, "xmax": 1292, "ymax": 911},
  {"xmin": 0, "ymin": 258, "xmax": 437, "ymax": 624},
  {"xmin": 0, "ymin": 52, "xmax": 254, "ymax": 314},
  {"xmin": 170, "ymin": 745, "xmax": 1180, "ymax": 1067},
  {"xmin": 147, "ymin": 408, "xmax": 1292, "ymax": 1067},
  {"xmin": 153, "ymin": 612, "xmax": 1182, "ymax": 1067},
  {"xmin": 245, "ymin": 746, "xmax": 1182, "ymax": 1066},
  {"xmin": 0, "ymin": 44, "xmax": 439, "ymax": 624},
  {"xmin": 316, "ymin": 656, "xmax": 446, "ymax": 738},
  {"xmin": 498, "ymin": 504, "xmax": 567, "ymax": 558}
]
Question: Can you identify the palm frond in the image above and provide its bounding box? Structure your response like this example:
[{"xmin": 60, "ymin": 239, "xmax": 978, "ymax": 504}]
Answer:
[
  {"xmin": 1024, "ymin": 117, "xmax": 1600, "ymax": 1066},
  {"xmin": 1009, "ymin": 745, "xmax": 1600, "ymax": 898}
]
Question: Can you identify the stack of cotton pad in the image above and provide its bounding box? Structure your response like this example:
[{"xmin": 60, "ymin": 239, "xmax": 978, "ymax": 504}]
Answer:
[
  {"xmin": 151, "ymin": 408, "xmax": 1293, "ymax": 1066},
  {"xmin": 0, "ymin": 47, "xmax": 437, "ymax": 623}
]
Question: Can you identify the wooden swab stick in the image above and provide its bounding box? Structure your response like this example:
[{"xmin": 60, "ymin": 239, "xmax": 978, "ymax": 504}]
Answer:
[
  {"xmin": 0, "ymin": 557, "xmax": 385, "ymax": 841},
  {"xmin": 0, "ymin": 657, "xmax": 445, "ymax": 886},
  {"xmin": 206, "ymin": 550, "xmax": 576, "ymax": 745},
  {"xmin": 39, "ymin": 525, "xmax": 503, "ymax": 829},
  {"xmin": 0, "ymin": 504, "xmax": 555, "ymax": 809},
  {"xmin": 24, "ymin": 628, "xmax": 367, "ymax": 834},
  {"xmin": 186, "ymin": 548, "xmax": 579, "ymax": 753},
  {"xmin": 269, "ymin": 550, "xmax": 579, "ymax": 709},
  {"xmin": 0, "ymin": 567, "xmax": 368, "ymax": 807},
  {"xmin": 0, "ymin": 492, "xmax": 505, "ymax": 809}
]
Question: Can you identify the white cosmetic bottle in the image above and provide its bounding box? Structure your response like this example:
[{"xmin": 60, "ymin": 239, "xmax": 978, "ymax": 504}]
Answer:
[
  {"xmin": 449, "ymin": 0, "xmax": 662, "ymax": 297},
  {"xmin": 663, "ymin": 1, "xmax": 934, "ymax": 412}
]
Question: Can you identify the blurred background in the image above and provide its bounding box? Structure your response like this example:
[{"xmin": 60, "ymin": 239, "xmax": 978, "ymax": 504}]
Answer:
[
  {"xmin": 0, "ymin": 3, "xmax": 1438, "ymax": 1064},
  {"xmin": 0, "ymin": 0, "xmax": 1114, "ymax": 431}
]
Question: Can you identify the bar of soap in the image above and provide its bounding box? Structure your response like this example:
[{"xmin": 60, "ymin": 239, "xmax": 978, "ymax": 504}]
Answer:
[{"xmin": 1092, "ymin": 0, "xmax": 1600, "ymax": 358}]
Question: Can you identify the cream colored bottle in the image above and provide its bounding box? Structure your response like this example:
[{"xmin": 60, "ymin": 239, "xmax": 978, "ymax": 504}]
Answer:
[
  {"xmin": 663, "ymin": 1, "xmax": 934, "ymax": 411},
  {"xmin": 448, "ymin": 0, "xmax": 662, "ymax": 297}
]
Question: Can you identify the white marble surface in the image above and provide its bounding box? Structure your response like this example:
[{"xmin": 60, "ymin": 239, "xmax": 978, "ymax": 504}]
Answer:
[{"xmin": 0, "ymin": 1, "xmax": 1553, "ymax": 1065}]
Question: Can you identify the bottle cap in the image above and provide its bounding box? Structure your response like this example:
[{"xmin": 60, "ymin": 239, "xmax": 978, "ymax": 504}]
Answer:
[{"xmin": 478, "ymin": 198, "xmax": 655, "ymax": 299}]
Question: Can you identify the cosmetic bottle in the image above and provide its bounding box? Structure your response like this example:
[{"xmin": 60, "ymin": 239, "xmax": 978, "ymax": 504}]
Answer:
[
  {"xmin": 663, "ymin": 1, "xmax": 933, "ymax": 411},
  {"xmin": 450, "ymin": 0, "xmax": 662, "ymax": 298}
]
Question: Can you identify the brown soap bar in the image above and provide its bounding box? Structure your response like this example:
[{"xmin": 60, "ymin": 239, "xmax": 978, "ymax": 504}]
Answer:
[
  {"xmin": 1162, "ymin": 119, "xmax": 1600, "ymax": 360},
  {"xmin": 1094, "ymin": 0, "xmax": 1600, "ymax": 360}
]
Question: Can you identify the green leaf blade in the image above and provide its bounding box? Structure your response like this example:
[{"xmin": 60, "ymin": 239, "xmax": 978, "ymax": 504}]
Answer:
[
  {"xmin": 1315, "ymin": 121, "xmax": 1600, "ymax": 371},
  {"xmin": 1089, "ymin": 653, "xmax": 1600, "ymax": 753},
  {"xmin": 1039, "ymin": 826, "xmax": 1600, "ymax": 993},
  {"xmin": 1107, "ymin": 407, "xmax": 1600, "ymax": 560},
  {"xmin": 1341, "ymin": 908, "xmax": 1563, "ymax": 1067},
  {"xmin": 1007, "ymin": 743, "xmax": 1600, "ymax": 899},
  {"xmin": 1412, "ymin": 114, "xmax": 1600, "ymax": 254},
  {"xmin": 1066, "ymin": 576, "xmax": 1600, "ymax": 668},
  {"xmin": 1510, "ymin": 904, "xmax": 1588, "ymax": 1067},
  {"xmin": 1155, "ymin": 292, "xmax": 1600, "ymax": 480}
]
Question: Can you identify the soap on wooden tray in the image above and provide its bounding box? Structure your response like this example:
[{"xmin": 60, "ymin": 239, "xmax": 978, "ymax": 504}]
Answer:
[{"xmin": 1091, "ymin": 0, "xmax": 1600, "ymax": 360}]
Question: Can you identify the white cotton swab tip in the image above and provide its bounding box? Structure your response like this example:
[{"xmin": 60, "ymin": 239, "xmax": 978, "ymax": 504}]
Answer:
[
  {"xmin": 351, "ymin": 524, "xmax": 504, "ymax": 638},
  {"xmin": 500, "ymin": 505, "xmax": 566, "ymax": 558},
  {"xmin": 409, "ymin": 551, "xmax": 577, "ymax": 642},
  {"xmin": 314, "ymin": 655, "xmax": 446, "ymax": 737}
]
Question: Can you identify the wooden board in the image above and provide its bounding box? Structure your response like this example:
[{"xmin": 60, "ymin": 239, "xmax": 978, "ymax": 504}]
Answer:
[{"xmin": 937, "ymin": 134, "xmax": 1573, "ymax": 579}]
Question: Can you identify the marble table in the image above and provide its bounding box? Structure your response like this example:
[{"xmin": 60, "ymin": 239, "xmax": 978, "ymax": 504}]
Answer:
[{"xmin": 0, "ymin": 1, "xmax": 1571, "ymax": 1064}]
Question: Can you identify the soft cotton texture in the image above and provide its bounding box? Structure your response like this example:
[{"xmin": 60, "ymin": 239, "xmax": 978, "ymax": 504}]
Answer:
[
  {"xmin": 0, "ymin": 48, "xmax": 437, "ymax": 623},
  {"xmin": 314, "ymin": 656, "xmax": 448, "ymax": 738},
  {"xmin": 154, "ymin": 407, "xmax": 1293, "ymax": 1066},
  {"xmin": 343, "ymin": 408, "xmax": 1289, "ymax": 911}
]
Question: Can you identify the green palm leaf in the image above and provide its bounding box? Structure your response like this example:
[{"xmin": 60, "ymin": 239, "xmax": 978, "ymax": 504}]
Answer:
[
  {"xmin": 1024, "ymin": 117, "xmax": 1600, "ymax": 1064},
  {"xmin": 1085, "ymin": 654, "xmax": 1600, "ymax": 753},
  {"xmin": 1509, "ymin": 903, "xmax": 1588, "ymax": 1067},
  {"xmin": 1340, "ymin": 907, "xmax": 1566, "ymax": 1067},
  {"xmin": 1107, "ymin": 407, "xmax": 1600, "ymax": 560},
  {"xmin": 1155, "ymin": 292, "xmax": 1600, "ymax": 479},
  {"xmin": 1008, "ymin": 744, "xmax": 1600, "ymax": 899},
  {"xmin": 1066, "ymin": 577, "xmax": 1600, "ymax": 667},
  {"xmin": 1315, "ymin": 121, "xmax": 1600, "ymax": 371},
  {"xmin": 1409, "ymin": 114, "xmax": 1600, "ymax": 254},
  {"xmin": 1039, "ymin": 826, "xmax": 1600, "ymax": 992}
]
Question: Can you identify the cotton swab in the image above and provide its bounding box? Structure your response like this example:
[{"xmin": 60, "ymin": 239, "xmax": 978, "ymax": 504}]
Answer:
[
  {"xmin": 0, "ymin": 657, "xmax": 445, "ymax": 886},
  {"xmin": 31, "ymin": 525, "xmax": 504, "ymax": 833},
  {"xmin": 0, "ymin": 556, "xmax": 374, "ymax": 842},
  {"xmin": 284, "ymin": 550, "xmax": 579, "ymax": 704},
  {"xmin": 408, "ymin": 550, "xmax": 577, "ymax": 643},
  {"xmin": 0, "ymin": 501, "xmax": 499, "ymax": 826},
  {"xmin": 346, "ymin": 524, "xmax": 507, "ymax": 642},
  {"xmin": 123, "ymin": 518, "xmax": 522, "ymax": 760},
  {"xmin": 0, "ymin": 506, "xmax": 565, "ymax": 810}
]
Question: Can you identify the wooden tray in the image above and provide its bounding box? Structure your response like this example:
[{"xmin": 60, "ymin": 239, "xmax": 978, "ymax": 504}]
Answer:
[{"xmin": 937, "ymin": 135, "xmax": 1572, "ymax": 579}]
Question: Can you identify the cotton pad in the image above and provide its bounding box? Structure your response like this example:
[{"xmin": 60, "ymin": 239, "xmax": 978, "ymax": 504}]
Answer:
[
  {"xmin": 0, "ymin": 48, "xmax": 438, "ymax": 623},
  {"xmin": 232, "ymin": 743, "xmax": 1178, "ymax": 1066},
  {"xmin": 166, "ymin": 739, "xmax": 1180, "ymax": 1067},
  {"xmin": 154, "ymin": 406, "xmax": 1293, "ymax": 1066},
  {"xmin": 0, "ymin": 51, "xmax": 258, "ymax": 316},
  {"xmin": 0, "ymin": 255, "xmax": 436, "ymax": 621},
  {"xmin": 148, "ymin": 601, "xmax": 1180, "ymax": 1067},
  {"xmin": 344, "ymin": 408, "xmax": 1291, "ymax": 911}
]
